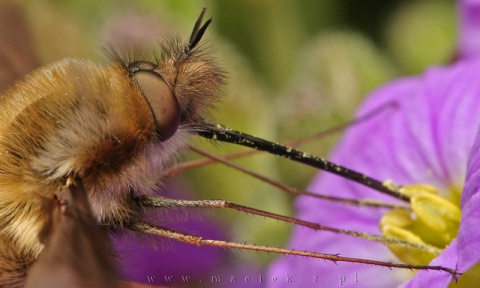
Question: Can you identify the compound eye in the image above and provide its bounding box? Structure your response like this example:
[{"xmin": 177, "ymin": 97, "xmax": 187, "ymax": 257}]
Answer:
[{"xmin": 133, "ymin": 70, "xmax": 180, "ymax": 141}]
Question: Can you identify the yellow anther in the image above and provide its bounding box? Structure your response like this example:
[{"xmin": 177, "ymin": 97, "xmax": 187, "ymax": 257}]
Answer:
[
  {"xmin": 411, "ymin": 193, "xmax": 461, "ymax": 231},
  {"xmin": 382, "ymin": 225, "xmax": 425, "ymax": 245},
  {"xmin": 381, "ymin": 225, "xmax": 437, "ymax": 265},
  {"xmin": 400, "ymin": 184, "xmax": 438, "ymax": 198},
  {"xmin": 380, "ymin": 209, "xmax": 413, "ymax": 229}
]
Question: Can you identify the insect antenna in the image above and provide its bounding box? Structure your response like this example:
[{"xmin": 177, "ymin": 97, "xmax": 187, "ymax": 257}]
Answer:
[
  {"xmin": 179, "ymin": 6, "xmax": 212, "ymax": 63},
  {"xmin": 186, "ymin": 7, "xmax": 212, "ymax": 53}
]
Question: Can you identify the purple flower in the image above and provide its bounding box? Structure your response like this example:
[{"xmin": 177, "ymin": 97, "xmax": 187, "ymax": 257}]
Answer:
[
  {"xmin": 267, "ymin": 54, "xmax": 480, "ymax": 288},
  {"xmin": 266, "ymin": 1, "xmax": 480, "ymax": 286}
]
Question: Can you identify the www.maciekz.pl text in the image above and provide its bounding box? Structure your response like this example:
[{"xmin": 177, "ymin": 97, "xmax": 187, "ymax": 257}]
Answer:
[{"xmin": 146, "ymin": 273, "xmax": 359, "ymax": 285}]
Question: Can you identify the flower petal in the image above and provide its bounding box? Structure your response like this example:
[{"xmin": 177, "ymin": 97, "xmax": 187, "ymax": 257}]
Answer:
[
  {"xmin": 457, "ymin": 135, "xmax": 480, "ymax": 272},
  {"xmin": 458, "ymin": 0, "xmax": 480, "ymax": 59},
  {"xmin": 401, "ymin": 241, "xmax": 458, "ymax": 288}
]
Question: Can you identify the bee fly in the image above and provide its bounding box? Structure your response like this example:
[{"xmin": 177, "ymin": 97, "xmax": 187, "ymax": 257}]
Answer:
[{"xmin": 0, "ymin": 7, "xmax": 458, "ymax": 287}]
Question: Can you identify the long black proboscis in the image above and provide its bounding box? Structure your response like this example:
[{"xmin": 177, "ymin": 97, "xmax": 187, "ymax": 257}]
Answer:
[{"xmin": 197, "ymin": 123, "xmax": 410, "ymax": 202}]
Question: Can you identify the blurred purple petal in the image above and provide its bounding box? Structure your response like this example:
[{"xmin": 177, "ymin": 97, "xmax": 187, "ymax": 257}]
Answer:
[
  {"xmin": 458, "ymin": 0, "xmax": 480, "ymax": 59},
  {"xmin": 268, "ymin": 58, "xmax": 480, "ymax": 287},
  {"xmin": 457, "ymin": 135, "xmax": 480, "ymax": 271}
]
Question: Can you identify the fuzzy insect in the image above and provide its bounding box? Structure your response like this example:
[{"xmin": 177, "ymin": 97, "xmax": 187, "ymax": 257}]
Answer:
[
  {"xmin": 0, "ymin": 7, "xmax": 222, "ymax": 287},
  {"xmin": 0, "ymin": 7, "xmax": 459, "ymax": 287}
]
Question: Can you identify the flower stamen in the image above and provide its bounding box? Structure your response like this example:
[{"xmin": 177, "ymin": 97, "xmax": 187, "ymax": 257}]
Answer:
[{"xmin": 380, "ymin": 184, "xmax": 461, "ymax": 266}]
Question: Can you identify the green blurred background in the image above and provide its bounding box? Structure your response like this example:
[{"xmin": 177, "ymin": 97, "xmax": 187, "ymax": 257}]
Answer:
[{"xmin": 13, "ymin": 0, "xmax": 456, "ymax": 274}]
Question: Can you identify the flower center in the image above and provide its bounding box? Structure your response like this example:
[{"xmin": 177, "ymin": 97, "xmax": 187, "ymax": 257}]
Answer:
[{"xmin": 379, "ymin": 184, "xmax": 461, "ymax": 265}]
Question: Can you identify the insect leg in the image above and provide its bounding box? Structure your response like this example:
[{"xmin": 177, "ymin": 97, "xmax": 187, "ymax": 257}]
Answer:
[
  {"xmin": 126, "ymin": 220, "xmax": 459, "ymax": 278},
  {"xmin": 135, "ymin": 196, "xmax": 440, "ymax": 255}
]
